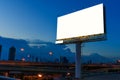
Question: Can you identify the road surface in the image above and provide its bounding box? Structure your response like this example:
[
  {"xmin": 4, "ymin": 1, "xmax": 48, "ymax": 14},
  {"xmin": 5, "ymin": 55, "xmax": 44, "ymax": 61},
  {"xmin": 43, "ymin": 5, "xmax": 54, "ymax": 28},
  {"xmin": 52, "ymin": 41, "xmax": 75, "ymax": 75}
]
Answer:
[{"xmin": 83, "ymin": 73, "xmax": 120, "ymax": 80}]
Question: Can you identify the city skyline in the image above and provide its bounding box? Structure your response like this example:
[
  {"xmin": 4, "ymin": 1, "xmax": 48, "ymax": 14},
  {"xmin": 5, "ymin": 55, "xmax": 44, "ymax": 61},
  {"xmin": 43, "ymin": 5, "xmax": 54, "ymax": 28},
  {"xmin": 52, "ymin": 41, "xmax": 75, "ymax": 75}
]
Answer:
[
  {"xmin": 0, "ymin": 37, "xmax": 116, "ymax": 63},
  {"xmin": 0, "ymin": 0, "xmax": 120, "ymax": 58}
]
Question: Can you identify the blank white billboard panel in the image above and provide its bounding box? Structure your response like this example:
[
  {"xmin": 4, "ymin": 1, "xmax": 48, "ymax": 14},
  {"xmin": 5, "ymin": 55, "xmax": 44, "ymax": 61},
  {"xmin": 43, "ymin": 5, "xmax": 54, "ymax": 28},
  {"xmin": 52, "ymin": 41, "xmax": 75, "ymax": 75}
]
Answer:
[{"xmin": 56, "ymin": 3, "xmax": 104, "ymax": 42}]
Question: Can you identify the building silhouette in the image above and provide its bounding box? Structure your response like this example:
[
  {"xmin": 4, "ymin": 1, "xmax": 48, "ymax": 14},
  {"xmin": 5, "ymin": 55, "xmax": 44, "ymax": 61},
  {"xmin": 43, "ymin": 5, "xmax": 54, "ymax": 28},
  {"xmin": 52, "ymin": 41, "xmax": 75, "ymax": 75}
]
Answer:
[
  {"xmin": 8, "ymin": 46, "xmax": 16, "ymax": 61},
  {"xmin": 0, "ymin": 45, "xmax": 2, "ymax": 59}
]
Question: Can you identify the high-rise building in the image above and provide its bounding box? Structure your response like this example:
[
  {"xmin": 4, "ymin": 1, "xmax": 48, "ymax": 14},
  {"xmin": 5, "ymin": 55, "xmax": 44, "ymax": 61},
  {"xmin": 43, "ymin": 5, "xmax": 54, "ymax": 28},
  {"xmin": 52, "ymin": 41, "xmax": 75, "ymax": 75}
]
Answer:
[
  {"xmin": 8, "ymin": 46, "xmax": 16, "ymax": 61},
  {"xmin": 0, "ymin": 45, "xmax": 2, "ymax": 59}
]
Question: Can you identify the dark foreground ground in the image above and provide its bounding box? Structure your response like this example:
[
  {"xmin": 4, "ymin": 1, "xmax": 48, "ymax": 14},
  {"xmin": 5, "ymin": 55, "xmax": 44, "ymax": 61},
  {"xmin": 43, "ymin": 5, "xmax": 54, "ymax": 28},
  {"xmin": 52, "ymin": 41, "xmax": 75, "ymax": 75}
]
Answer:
[{"xmin": 83, "ymin": 73, "xmax": 120, "ymax": 80}]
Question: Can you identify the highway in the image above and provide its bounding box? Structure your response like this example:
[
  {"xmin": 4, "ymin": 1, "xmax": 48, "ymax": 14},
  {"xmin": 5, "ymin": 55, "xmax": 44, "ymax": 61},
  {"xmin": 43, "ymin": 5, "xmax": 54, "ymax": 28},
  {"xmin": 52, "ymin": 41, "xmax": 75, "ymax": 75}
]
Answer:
[
  {"xmin": 1, "ymin": 61, "xmax": 120, "ymax": 80},
  {"xmin": 0, "ymin": 61, "xmax": 74, "ymax": 73}
]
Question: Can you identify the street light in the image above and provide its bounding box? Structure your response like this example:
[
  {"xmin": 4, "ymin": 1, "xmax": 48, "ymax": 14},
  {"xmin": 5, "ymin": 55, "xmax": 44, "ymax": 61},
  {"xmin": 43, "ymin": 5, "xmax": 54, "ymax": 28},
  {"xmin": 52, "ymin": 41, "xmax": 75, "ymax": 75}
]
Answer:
[
  {"xmin": 38, "ymin": 74, "xmax": 42, "ymax": 78},
  {"xmin": 49, "ymin": 51, "xmax": 54, "ymax": 62},
  {"xmin": 67, "ymin": 72, "xmax": 71, "ymax": 76},
  {"xmin": 20, "ymin": 48, "xmax": 25, "ymax": 61},
  {"xmin": 20, "ymin": 48, "xmax": 24, "ymax": 52},
  {"xmin": 49, "ymin": 51, "xmax": 53, "ymax": 56},
  {"xmin": 27, "ymin": 54, "xmax": 31, "ymax": 61},
  {"xmin": 22, "ymin": 57, "xmax": 25, "ymax": 61}
]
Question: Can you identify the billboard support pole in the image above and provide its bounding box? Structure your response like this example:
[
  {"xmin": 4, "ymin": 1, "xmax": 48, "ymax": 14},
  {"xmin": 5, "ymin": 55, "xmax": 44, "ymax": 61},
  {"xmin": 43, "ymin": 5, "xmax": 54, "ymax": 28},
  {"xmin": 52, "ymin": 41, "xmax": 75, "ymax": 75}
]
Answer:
[{"xmin": 75, "ymin": 42, "xmax": 82, "ymax": 80}]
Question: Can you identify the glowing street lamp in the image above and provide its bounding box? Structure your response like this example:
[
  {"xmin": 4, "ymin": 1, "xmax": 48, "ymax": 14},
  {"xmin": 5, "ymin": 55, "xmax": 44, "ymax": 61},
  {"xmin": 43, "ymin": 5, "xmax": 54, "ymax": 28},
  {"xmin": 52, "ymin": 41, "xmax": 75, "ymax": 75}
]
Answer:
[
  {"xmin": 49, "ymin": 52, "xmax": 53, "ymax": 56},
  {"xmin": 27, "ymin": 54, "xmax": 31, "ymax": 62},
  {"xmin": 20, "ymin": 48, "xmax": 25, "ymax": 61},
  {"xmin": 38, "ymin": 74, "xmax": 42, "ymax": 78},
  {"xmin": 20, "ymin": 48, "xmax": 24, "ymax": 52},
  {"xmin": 67, "ymin": 72, "xmax": 70, "ymax": 76},
  {"xmin": 22, "ymin": 57, "xmax": 25, "ymax": 61},
  {"xmin": 49, "ymin": 52, "xmax": 53, "ymax": 62}
]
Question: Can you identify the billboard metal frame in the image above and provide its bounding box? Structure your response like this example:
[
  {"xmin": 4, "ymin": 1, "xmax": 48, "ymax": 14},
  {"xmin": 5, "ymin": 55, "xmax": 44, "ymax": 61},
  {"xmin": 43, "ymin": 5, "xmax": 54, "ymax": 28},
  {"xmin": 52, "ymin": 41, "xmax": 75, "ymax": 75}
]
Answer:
[{"xmin": 56, "ymin": 34, "xmax": 106, "ymax": 44}]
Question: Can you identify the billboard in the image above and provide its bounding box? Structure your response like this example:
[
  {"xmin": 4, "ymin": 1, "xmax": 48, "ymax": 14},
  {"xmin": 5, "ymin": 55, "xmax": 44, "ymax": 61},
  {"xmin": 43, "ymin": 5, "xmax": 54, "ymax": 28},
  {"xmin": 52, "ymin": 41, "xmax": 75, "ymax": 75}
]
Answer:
[{"xmin": 56, "ymin": 3, "xmax": 105, "ymax": 44}]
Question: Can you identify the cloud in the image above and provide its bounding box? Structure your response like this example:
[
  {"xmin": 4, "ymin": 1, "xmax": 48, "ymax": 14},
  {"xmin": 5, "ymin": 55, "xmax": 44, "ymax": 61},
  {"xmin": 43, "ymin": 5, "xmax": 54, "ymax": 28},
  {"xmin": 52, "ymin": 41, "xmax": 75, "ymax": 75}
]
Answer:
[{"xmin": 27, "ymin": 39, "xmax": 75, "ymax": 62}]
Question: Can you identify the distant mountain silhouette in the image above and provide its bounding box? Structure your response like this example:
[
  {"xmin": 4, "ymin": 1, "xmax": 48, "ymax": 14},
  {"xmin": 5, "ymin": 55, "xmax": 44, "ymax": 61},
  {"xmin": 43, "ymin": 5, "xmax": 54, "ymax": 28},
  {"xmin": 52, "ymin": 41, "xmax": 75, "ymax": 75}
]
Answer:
[{"xmin": 82, "ymin": 53, "xmax": 114, "ymax": 63}]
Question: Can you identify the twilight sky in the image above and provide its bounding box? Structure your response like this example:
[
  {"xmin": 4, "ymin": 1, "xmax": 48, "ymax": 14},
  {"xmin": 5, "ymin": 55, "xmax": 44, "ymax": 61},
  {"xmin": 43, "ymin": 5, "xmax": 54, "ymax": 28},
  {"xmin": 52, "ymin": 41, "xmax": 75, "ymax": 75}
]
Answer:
[{"xmin": 0, "ymin": 0, "xmax": 120, "ymax": 58}]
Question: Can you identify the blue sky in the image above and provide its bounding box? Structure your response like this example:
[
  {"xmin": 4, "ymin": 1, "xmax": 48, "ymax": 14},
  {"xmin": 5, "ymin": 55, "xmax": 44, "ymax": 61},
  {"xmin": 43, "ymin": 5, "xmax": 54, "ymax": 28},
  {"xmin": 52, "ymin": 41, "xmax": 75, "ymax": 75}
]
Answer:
[{"xmin": 0, "ymin": 0, "xmax": 120, "ymax": 58}]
